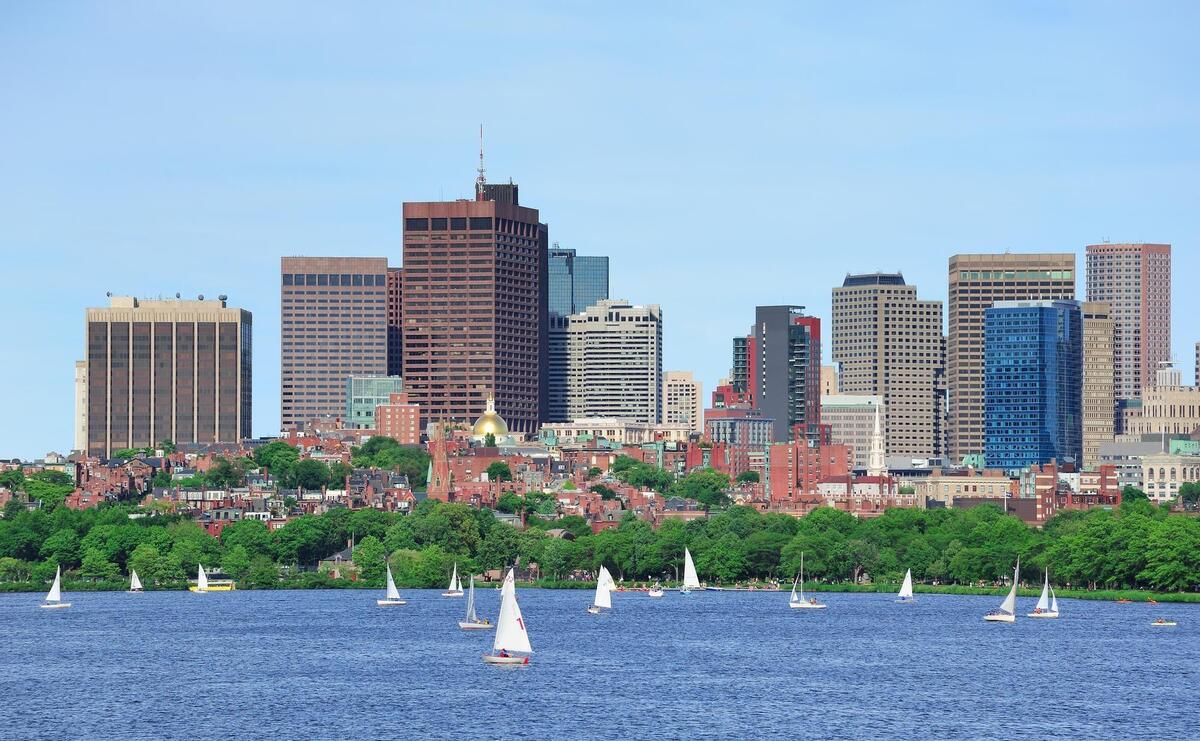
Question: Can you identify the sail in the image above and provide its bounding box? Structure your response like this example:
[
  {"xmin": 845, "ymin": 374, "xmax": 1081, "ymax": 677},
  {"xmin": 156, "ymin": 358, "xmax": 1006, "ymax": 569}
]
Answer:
[
  {"xmin": 1035, "ymin": 569, "xmax": 1050, "ymax": 611},
  {"xmin": 197, "ymin": 564, "xmax": 209, "ymax": 591},
  {"xmin": 46, "ymin": 566, "xmax": 62, "ymax": 603},
  {"xmin": 594, "ymin": 566, "xmax": 613, "ymax": 609},
  {"xmin": 683, "ymin": 548, "xmax": 700, "ymax": 589},
  {"xmin": 465, "ymin": 576, "xmax": 477, "ymax": 622},
  {"xmin": 385, "ymin": 563, "xmax": 401, "ymax": 600},
  {"xmin": 789, "ymin": 574, "xmax": 799, "ymax": 603},
  {"xmin": 898, "ymin": 569, "xmax": 914, "ymax": 600},
  {"xmin": 449, "ymin": 563, "xmax": 459, "ymax": 592},
  {"xmin": 799, "ymin": 552, "xmax": 807, "ymax": 600},
  {"xmin": 998, "ymin": 560, "xmax": 1019, "ymax": 615},
  {"xmin": 493, "ymin": 569, "xmax": 533, "ymax": 654},
  {"xmin": 130, "ymin": 570, "xmax": 143, "ymax": 591},
  {"xmin": 1050, "ymin": 586, "xmax": 1059, "ymax": 614}
]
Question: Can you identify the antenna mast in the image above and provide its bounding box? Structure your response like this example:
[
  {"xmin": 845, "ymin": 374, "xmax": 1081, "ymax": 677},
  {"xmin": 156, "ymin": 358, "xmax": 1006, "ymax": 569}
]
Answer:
[{"xmin": 475, "ymin": 124, "xmax": 486, "ymax": 200}]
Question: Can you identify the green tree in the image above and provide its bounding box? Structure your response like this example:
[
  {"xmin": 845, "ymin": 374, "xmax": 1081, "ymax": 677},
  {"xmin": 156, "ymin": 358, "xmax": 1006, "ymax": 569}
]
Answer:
[
  {"xmin": 288, "ymin": 459, "xmax": 332, "ymax": 491},
  {"xmin": 670, "ymin": 468, "xmax": 732, "ymax": 510},
  {"xmin": 127, "ymin": 543, "xmax": 161, "ymax": 584},
  {"xmin": 158, "ymin": 439, "xmax": 177, "ymax": 454},
  {"xmin": 328, "ymin": 461, "xmax": 352, "ymax": 487},
  {"xmin": 220, "ymin": 520, "xmax": 275, "ymax": 558},
  {"xmin": 1122, "ymin": 485, "xmax": 1148, "ymax": 503},
  {"xmin": 221, "ymin": 545, "xmax": 253, "ymax": 583},
  {"xmin": 736, "ymin": 471, "xmax": 760, "ymax": 485},
  {"xmin": 587, "ymin": 466, "xmax": 602, "ymax": 478},
  {"xmin": 0, "ymin": 470, "xmax": 25, "ymax": 491},
  {"xmin": 353, "ymin": 535, "xmax": 388, "ymax": 583},
  {"xmin": 483, "ymin": 432, "xmax": 497, "ymax": 448},
  {"xmin": 151, "ymin": 470, "xmax": 172, "ymax": 488},
  {"xmin": 253, "ymin": 441, "xmax": 300, "ymax": 476},
  {"xmin": 39, "ymin": 529, "xmax": 82, "ymax": 568},
  {"xmin": 486, "ymin": 462, "xmax": 513, "ymax": 482},
  {"xmin": 350, "ymin": 437, "xmax": 431, "ymax": 487},
  {"xmin": 590, "ymin": 484, "xmax": 617, "ymax": 500},
  {"xmin": 0, "ymin": 556, "xmax": 29, "ymax": 582},
  {"xmin": 496, "ymin": 492, "xmax": 521, "ymax": 514},
  {"xmin": 79, "ymin": 546, "xmax": 121, "ymax": 580},
  {"xmin": 1140, "ymin": 517, "xmax": 1200, "ymax": 591},
  {"xmin": 246, "ymin": 556, "xmax": 280, "ymax": 589},
  {"xmin": 205, "ymin": 457, "xmax": 246, "ymax": 489}
]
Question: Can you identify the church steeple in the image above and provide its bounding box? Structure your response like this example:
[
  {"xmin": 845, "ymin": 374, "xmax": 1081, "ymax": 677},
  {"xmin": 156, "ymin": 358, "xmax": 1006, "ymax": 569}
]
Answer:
[{"xmin": 867, "ymin": 401, "xmax": 886, "ymax": 477}]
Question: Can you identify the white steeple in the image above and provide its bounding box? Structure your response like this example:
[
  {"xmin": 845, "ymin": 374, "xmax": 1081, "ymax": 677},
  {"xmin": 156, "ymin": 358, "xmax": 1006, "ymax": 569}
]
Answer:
[{"xmin": 867, "ymin": 401, "xmax": 886, "ymax": 477}]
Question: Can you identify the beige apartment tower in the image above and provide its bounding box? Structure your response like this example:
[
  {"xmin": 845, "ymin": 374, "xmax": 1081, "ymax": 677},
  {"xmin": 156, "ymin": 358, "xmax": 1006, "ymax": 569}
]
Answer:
[
  {"xmin": 566, "ymin": 300, "xmax": 662, "ymax": 424},
  {"xmin": 1085, "ymin": 243, "xmax": 1171, "ymax": 413},
  {"xmin": 1082, "ymin": 302, "xmax": 1115, "ymax": 469},
  {"xmin": 947, "ymin": 253, "xmax": 1075, "ymax": 461},
  {"xmin": 663, "ymin": 371, "xmax": 704, "ymax": 433},
  {"xmin": 831, "ymin": 273, "xmax": 944, "ymax": 459},
  {"xmin": 83, "ymin": 296, "xmax": 252, "ymax": 458}
]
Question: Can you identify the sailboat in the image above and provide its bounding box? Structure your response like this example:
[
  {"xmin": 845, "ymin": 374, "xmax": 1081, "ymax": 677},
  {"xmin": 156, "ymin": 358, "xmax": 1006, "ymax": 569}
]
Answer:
[
  {"xmin": 789, "ymin": 552, "xmax": 826, "ymax": 609},
  {"xmin": 377, "ymin": 562, "xmax": 407, "ymax": 606},
  {"xmin": 1026, "ymin": 567, "xmax": 1059, "ymax": 618},
  {"xmin": 442, "ymin": 562, "xmax": 464, "ymax": 597},
  {"xmin": 189, "ymin": 564, "xmax": 209, "ymax": 593},
  {"xmin": 588, "ymin": 566, "xmax": 614, "ymax": 614},
  {"xmin": 895, "ymin": 569, "xmax": 915, "ymax": 604},
  {"xmin": 128, "ymin": 569, "xmax": 144, "ymax": 593},
  {"xmin": 459, "ymin": 575, "xmax": 492, "ymax": 630},
  {"xmin": 680, "ymin": 547, "xmax": 703, "ymax": 593},
  {"xmin": 40, "ymin": 565, "xmax": 71, "ymax": 609},
  {"xmin": 483, "ymin": 568, "xmax": 532, "ymax": 665},
  {"xmin": 984, "ymin": 559, "xmax": 1019, "ymax": 623},
  {"xmin": 647, "ymin": 581, "xmax": 664, "ymax": 598}
]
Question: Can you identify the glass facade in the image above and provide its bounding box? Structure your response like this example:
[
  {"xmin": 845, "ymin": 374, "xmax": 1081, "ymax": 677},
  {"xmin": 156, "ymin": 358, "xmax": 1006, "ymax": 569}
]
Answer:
[
  {"xmin": 345, "ymin": 376, "xmax": 405, "ymax": 429},
  {"xmin": 984, "ymin": 301, "xmax": 1082, "ymax": 470},
  {"xmin": 548, "ymin": 247, "xmax": 609, "ymax": 319}
]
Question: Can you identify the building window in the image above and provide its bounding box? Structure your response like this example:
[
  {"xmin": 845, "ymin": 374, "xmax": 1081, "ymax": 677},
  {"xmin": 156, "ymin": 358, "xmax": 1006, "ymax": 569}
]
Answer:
[{"xmin": 406, "ymin": 218, "xmax": 429, "ymax": 231}]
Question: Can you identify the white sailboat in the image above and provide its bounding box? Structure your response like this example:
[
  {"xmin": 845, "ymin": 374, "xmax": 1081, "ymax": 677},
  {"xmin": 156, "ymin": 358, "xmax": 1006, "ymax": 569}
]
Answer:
[
  {"xmin": 442, "ymin": 562, "xmax": 464, "ymax": 597},
  {"xmin": 459, "ymin": 575, "xmax": 492, "ymax": 630},
  {"xmin": 40, "ymin": 565, "xmax": 71, "ymax": 609},
  {"xmin": 1026, "ymin": 567, "xmax": 1059, "ymax": 618},
  {"xmin": 483, "ymin": 568, "xmax": 532, "ymax": 665},
  {"xmin": 647, "ymin": 581, "xmax": 664, "ymax": 598},
  {"xmin": 588, "ymin": 566, "xmax": 614, "ymax": 614},
  {"xmin": 789, "ymin": 552, "xmax": 826, "ymax": 609},
  {"xmin": 985, "ymin": 559, "xmax": 1019, "ymax": 623},
  {"xmin": 190, "ymin": 563, "xmax": 209, "ymax": 593},
  {"xmin": 128, "ymin": 569, "xmax": 144, "ymax": 593},
  {"xmin": 377, "ymin": 562, "xmax": 407, "ymax": 606},
  {"xmin": 896, "ymin": 569, "xmax": 915, "ymax": 603},
  {"xmin": 680, "ymin": 547, "xmax": 703, "ymax": 593}
]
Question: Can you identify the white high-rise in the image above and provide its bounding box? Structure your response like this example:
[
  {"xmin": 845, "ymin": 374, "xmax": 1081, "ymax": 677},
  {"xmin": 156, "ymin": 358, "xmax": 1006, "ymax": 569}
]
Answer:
[
  {"xmin": 566, "ymin": 300, "xmax": 662, "ymax": 424},
  {"xmin": 663, "ymin": 371, "xmax": 704, "ymax": 433}
]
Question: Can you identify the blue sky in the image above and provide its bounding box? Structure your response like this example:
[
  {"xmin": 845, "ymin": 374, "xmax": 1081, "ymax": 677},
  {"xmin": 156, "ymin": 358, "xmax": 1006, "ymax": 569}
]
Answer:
[{"xmin": 2, "ymin": 2, "xmax": 1198, "ymax": 459}]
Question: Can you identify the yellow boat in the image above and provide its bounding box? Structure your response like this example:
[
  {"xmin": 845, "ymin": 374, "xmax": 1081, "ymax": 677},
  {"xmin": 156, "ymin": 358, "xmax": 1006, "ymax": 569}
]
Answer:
[{"xmin": 189, "ymin": 564, "xmax": 236, "ymax": 591}]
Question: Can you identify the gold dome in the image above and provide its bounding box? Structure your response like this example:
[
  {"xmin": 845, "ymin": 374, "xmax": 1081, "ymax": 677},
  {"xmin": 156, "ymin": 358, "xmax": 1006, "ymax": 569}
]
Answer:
[{"xmin": 472, "ymin": 394, "xmax": 509, "ymax": 437}]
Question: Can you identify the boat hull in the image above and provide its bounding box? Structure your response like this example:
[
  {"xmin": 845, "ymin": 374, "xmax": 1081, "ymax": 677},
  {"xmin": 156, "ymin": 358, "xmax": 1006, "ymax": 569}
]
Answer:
[
  {"xmin": 189, "ymin": 585, "xmax": 234, "ymax": 592},
  {"xmin": 1150, "ymin": 621, "xmax": 1177, "ymax": 628},
  {"xmin": 647, "ymin": 591, "xmax": 664, "ymax": 598},
  {"xmin": 376, "ymin": 599, "xmax": 407, "ymax": 606},
  {"xmin": 128, "ymin": 590, "xmax": 144, "ymax": 594},
  {"xmin": 984, "ymin": 613, "xmax": 1016, "ymax": 623},
  {"xmin": 441, "ymin": 591, "xmax": 464, "ymax": 598},
  {"xmin": 40, "ymin": 602, "xmax": 71, "ymax": 609},
  {"xmin": 458, "ymin": 621, "xmax": 493, "ymax": 630},
  {"xmin": 789, "ymin": 601, "xmax": 827, "ymax": 610},
  {"xmin": 482, "ymin": 654, "xmax": 529, "ymax": 665},
  {"xmin": 587, "ymin": 606, "xmax": 603, "ymax": 614},
  {"xmin": 895, "ymin": 598, "xmax": 916, "ymax": 604},
  {"xmin": 1026, "ymin": 611, "xmax": 1059, "ymax": 619}
]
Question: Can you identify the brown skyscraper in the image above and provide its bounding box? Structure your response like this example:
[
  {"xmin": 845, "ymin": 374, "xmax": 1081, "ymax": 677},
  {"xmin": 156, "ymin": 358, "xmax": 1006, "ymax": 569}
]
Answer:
[
  {"xmin": 947, "ymin": 253, "xmax": 1076, "ymax": 461},
  {"xmin": 400, "ymin": 179, "xmax": 548, "ymax": 435},
  {"xmin": 1085, "ymin": 243, "xmax": 1171, "ymax": 417},
  {"xmin": 280, "ymin": 257, "xmax": 389, "ymax": 431},
  {"xmin": 83, "ymin": 296, "xmax": 252, "ymax": 458}
]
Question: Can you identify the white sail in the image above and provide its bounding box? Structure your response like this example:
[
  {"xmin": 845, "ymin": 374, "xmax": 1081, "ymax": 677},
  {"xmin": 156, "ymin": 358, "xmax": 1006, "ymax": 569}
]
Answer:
[
  {"xmin": 46, "ymin": 566, "xmax": 62, "ymax": 603},
  {"xmin": 385, "ymin": 562, "xmax": 401, "ymax": 601},
  {"xmin": 1035, "ymin": 569, "xmax": 1050, "ymax": 611},
  {"xmin": 493, "ymin": 569, "xmax": 533, "ymax": 654},
  {"xmin": 197, "ymin": 564, "xmax": 209, "ymax": 591},
  {"xmin": 898, "ymin": 569, "xmax": 914, "ymax": 600},
  {"xmin": 448, "ymin": 563, "xmax": 459, "ymax": 592},
  {"xmin": 1050, "ymin": 586, "xmax": 1059, "ymax": 614},
  {"xmin": 799, "ymin": 551, "xmax": 807, "ymax": 601},
  {"xmin": 594, "ymin": 566, "xmax": 613, "ymax": 609},
  {"xmin": 465, "ymin": 576, "xmax": 478, "ymax": 622},
  {"xmin": 682, "ymin": 548, "xmax": 700, "ymax": 589},
  {"xmin": 789, "ymin": 573, "xmax": 800, "ymax": 603},
  {"xmin": 998, "ymin": 560, "xmax": 1019, "ymax": 616},
  {"xmin": 130, "ymin": 570, "xmax": 143, "ymax": 591}
]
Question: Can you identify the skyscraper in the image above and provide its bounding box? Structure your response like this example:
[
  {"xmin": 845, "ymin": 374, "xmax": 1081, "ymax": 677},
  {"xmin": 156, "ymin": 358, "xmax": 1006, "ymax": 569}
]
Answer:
[
  {"xmin": 401, "ymin": 178, "xmax": 548, "ymax": 435},
  {"xmin": 663, "ymin": 371, "xmax": 704, "ymax": 433},
  {"xmin": 280, "ymin": 257, "xmax": 389, "ymax": 431},
  {"xmin": 546, "ymin": 245, "xmax": 609, "ymax": 421},
  {"xmin": 754, "ymin": 306, "xmax": 821, "ymax": 443},
  {"xmin": 831, "ymin": 272, "xmax": 945, "ymax": 459},
  {"xmin": 1082, "ymin": 302, "xmax": 1115, "ymax": 469},
  {"xmin": 1085, "ymin": 243, "xmax": 1172, "ymax": 419},
  {"xmin": 82, "ymin": 295, "xmax": 252, "ymax": 458},
  {"xmin": 948, "ymin": 253, "xmax": 1076, "ymax": 461},
  {"xmin": 984, "ymin": 300, "xmax": 1082, "ymax": 470},
  {"xmin": 386, "ymin": 266, "xmax": 403, "ymax": 378},
  {"xmin": 565, "ymin": 300, "xmax": 662, "ymax": 423}
]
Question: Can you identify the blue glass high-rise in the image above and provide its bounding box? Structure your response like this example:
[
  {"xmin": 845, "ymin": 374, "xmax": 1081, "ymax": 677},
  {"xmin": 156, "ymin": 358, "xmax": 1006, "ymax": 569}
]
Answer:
[
  {"xmin": 984, "ymin": 300, "xmax": 1082, "ymax": 470},
  {"xmin": 547, "ymin": 246, "xmax": 610, "ymax": 421}
]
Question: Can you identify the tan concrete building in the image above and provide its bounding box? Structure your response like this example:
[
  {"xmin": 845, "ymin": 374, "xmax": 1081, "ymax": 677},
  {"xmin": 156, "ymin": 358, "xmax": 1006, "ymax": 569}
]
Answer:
[
  {"xmin": 566, "ymin": 300, "xmax": 662, "ymax": 424},
  {"xmin": 820, "ymin": 365, "xmax": 839, "ymax": 396},
  {"xmin": 832, "ymin": 273, "xmax": 944, "ymax": 459},
  {"xmin": 1122, "ymin": 364, "xmax": 1200, "ymax": 438},
  {"xmin": 1082, "ymin": 302, "xmax": 1115, "ymax": 469},
  {"xmin": 82, "ymin": 296, "xmax": 252, "ymax": 457},
  {"xmin": 1085, "ymin": 243, "xmax": 1171, "ymax": 414},
  {"xmin": 663, "ymin": 371, "xmax": 703, "ymax": 434},
  {"xmin": 947, "ymin": 254, "xmax": 1076, "ymax": 461},
  {"xmin": 820, "ymin": 394, "xmax": 882, "ymax": 470},
  {"xmin": 1141, "ymin": 451, "xmax": 1200, "ymax": 505}
]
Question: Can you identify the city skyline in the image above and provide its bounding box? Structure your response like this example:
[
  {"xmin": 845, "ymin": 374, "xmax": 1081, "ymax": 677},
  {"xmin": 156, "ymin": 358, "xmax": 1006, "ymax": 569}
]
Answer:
[{"xmin": 4, "ymin": 3, "xmax": 1200, "ymax": 458}]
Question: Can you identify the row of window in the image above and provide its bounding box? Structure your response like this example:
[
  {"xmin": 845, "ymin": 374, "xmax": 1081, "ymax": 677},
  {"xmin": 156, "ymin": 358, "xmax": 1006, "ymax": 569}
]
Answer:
[{"xmin": 283, "ymin": 273, "xmax": 386, "ymax": 287}]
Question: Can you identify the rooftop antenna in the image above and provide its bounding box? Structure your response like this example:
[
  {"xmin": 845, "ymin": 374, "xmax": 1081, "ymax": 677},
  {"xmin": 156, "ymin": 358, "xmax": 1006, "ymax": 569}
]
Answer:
[{"xmin": 475, "ymin": 124, "xmax": 486, "ymax": 200}]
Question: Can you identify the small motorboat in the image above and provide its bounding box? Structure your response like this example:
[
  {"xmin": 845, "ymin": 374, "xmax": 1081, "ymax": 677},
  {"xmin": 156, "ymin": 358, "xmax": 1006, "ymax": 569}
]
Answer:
[
  {"xmin": 1150, "ymin": 618, "xmax": 1178, "ymax": 628},
  {"xmin": 647, "ymin": 582, "xmax": 664, "ymax": 598}
]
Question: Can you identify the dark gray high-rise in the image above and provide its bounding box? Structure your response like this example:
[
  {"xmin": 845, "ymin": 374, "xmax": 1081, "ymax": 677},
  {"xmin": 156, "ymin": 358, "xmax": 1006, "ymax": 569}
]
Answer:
[{"xmin": 754, "ymin": 306, "xmax": 821, "ymax": 443}]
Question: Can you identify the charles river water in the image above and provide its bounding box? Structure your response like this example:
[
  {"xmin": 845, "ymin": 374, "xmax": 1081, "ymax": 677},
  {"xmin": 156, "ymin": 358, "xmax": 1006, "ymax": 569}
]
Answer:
[{"xmin": 3, "ymin": 589, "xmax": 1196, "ymax": 739}]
